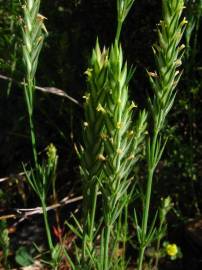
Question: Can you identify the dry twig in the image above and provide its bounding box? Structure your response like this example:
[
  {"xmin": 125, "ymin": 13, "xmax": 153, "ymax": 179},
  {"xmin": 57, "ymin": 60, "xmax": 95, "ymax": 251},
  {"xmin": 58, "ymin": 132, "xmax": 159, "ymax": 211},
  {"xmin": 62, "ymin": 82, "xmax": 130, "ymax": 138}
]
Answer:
[{"xmin": 0, "ymin": 73, "xmax": 82, "ymax": 107}]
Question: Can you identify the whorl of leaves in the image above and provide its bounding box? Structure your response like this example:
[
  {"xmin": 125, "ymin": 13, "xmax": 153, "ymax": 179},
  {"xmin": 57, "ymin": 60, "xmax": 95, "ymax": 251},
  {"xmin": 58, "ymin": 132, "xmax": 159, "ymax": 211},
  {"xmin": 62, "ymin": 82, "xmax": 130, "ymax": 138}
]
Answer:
[
  {"xmin": 148, "ymin": 0, "xmax": 187, "ymax": 133},
  {"xmin": 22, "ymin": 0, "xmax": 47, "ymax": 82},
  {"xmin": 81, "ymin": 40, "xmax": 108, "ymax": 180},
  {"xmin": 101, "ymin": 42, "xmax": 147, "ymax": 225},
  {"xmin": 81, "ymin": 40, "xmax": 147, "ymax": 226},
  {"xmin": 117, "ymin": 0, "xmax": 135, "ymax": 22}
]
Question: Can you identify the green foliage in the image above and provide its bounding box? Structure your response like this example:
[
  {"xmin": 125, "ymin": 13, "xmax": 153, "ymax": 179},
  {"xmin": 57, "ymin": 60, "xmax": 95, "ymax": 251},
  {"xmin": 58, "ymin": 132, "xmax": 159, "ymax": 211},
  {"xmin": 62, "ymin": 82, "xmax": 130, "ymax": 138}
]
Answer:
[
  {"xmin": 0, "ymin": 221, "xmax": 10, "ymax": 269},
  {"xmin": 185, "ymin": 0, "xmax": 202, "ymax": 60},
  {"xmin": 116, "ymin": 0, "xmax": 135, "ymax": 40},
  {"xmin": 81, "ymin": 41, "xmax": 108, "ymax": 180},
  {"xmin": 21, "ymin": 1, "xmax": 60, "ymax": 266},
  {"xmin": 75, "ymin": 1, "xmax": 148, "ymax": 269},
  {"xmin": 15, "ymin": 247, "xmax": 34, "ymax": 267},
  {"xmin": 22, "ymin": 0, "xmax": 48, "ymax": 166},
  {"xmin": 23, "ymin": 143, "xmax": 59, "ymax": 262},
  {"xmin": 0, "ymin": 0, "xmax": 21, "ymax": 94},
  {"xmin": 99, "ymin": 42, "xmax": 147, "ymax": 270},
  {"xmin": 136, "ymin": 1, "xmax": 186, "ymax": 269},
  {"xmin": 148, "ymin": 1, "xmax": 186, "ymax": 135},
  {"xmin": 1, "ymin": 0, "xmax": 202, "ymax": 269},
  {"xmin": 165, "ymin": 0, "xmax": 202, "ymax": 216},
  {"xmin": 24, "ymin": 143, "xmax": 58, "ymax": 202},
  {"xmin": 78, "ymin": 1, "xmax": 148, "ymax": 268},
  {"xmin": 117, "ymin": 0, "xmax": 135, "ymax": 23},
  {"xmin": 22, "ymin": 0, "xmax": 47, "ymax": 82},
  {"xmin": 79, "ymin": 41, "xmax": 109, "ymax": 266}
]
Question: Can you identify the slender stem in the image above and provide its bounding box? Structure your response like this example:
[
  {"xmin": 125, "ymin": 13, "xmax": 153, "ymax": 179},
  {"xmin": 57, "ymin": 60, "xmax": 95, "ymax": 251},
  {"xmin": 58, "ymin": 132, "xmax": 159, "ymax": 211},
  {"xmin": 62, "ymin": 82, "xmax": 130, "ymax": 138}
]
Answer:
[
  {"xmin": 89, "ymin": 183, "xmax": 98, "ymax": 243},
  {"xmin": 143, "ymin": 168, "xmax": 154, "ymax": 236},
  {"xmin": 28, "ymin": 107, "xmax": 38, "ymax": 167},
  {"xmin": 103, "ymin": 225, "xmax": 111, "ymax": 270},
  {"xmin": 82, "ymin": 233, "xmax": 87, "ymax": 265},
  {"xmin": 137, "ymin": 246, "xmax": 145, "ymax": 270},
  {"xmin": 154, "ymin": 219, "xmax": 163, "ymax": 270},
  {"xmin": 24, "ymin": 80, "xmax": 38, "ymax": 168},
  {"xmin": 116, "ymin": 19, "xmax": 123, "ymax": 42},
  {"xmin": 137, "ymin": 169, "xmax": 154, "ymax": 270},
  {"xmin": 41, "ymin": 199, "xmax": 54, "ymax": 252},
  {"xmin": 7, "ymin": 1, "xmax": 17, "ymax": 95},
  {"xmin": 82, "ymin": 184, "xmax": 88, "ymax": 263},
  {"xmin": 137, "ymin": 133, "xmax": 157, "ymax": 270},
  {"xmin": 122, "ymin": 204, "xmax": 128, "ymax": 266},
  {"xmin": 82, "ymin": 183, "xmax": 98, "ymax": 265},
  {"xmin": 136, "ymin": 0, "xmax": 185, "ymax": 268},
  {"xmin": 143, "ymin": 132, "xmax": 157, "ymax": 235}
]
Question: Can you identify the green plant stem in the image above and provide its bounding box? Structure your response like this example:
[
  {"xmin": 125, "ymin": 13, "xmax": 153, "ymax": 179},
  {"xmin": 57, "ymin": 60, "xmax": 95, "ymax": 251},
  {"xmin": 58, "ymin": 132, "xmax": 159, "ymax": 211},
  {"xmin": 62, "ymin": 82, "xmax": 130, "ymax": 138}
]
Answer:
[
  {"xmin": 24, "ymin": 80, "xmax": 38, "ymax": 168},
  {"xmin": 89, "ymin": 184, "xmax": 98, "ymax": 243},
  {"xmin": 28, "ymin": 107, "xmax": 38, "ymax": 167},
  {"xmin": 137, "ymin": 246, "xmax": 145, "ymax": 270},
  {"xmin": 123, "ymin": 204, "xmax": 128, "ymax": 264},
  {"xmin": 137, "ymin": 133, "xmax": 157, "ymax": 270},
  {"xmin": 143, "ymin": 166, "xmax": 155, "ymax": 236},
  {"xmin": 7, "ymin": 1, "xmax": 17, "ymax": 95},
  {"xmin": 116, "ymin": 19, "xmax": 123, "ymax": 42},
  {"xmin": 82, "ymin": 183, "xmax": 98, "ymax": 264},
  {"xmin": 41, "ymin": 199, "xmax": 54, "ymax": 252},
  {"xmin": 143, "ymin": 132, "xmax": 158, "ymax": 235},
  {"xmin": 137, "ymin": 169, "xmax": 154, "ymax": 270},
  {"xmin": 154, "ymin": 218, "xmax": 164, "ymax": 270},
  {"xmin": 103, "ymin": 225, "xmax": 111, "ymax": 270}
]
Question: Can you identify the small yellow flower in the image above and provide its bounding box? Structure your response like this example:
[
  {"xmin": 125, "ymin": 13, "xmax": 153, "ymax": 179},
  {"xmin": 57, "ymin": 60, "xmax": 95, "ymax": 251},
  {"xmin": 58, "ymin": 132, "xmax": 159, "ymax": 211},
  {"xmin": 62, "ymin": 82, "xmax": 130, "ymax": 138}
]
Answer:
[
  {"xmin": 166, "ymin": 243, "xmax": 178, "ymax": 257},
  {"xmin": 116, "ymin": 148, "xmax": 123, "ymax": 155},
  {"xmin": 127, "ymin": 130, "xmax": 134, "ymax": 137},
  {"xmin": 100, "ymin": 133, "xmax": 108, "ymax": 140},
  {"xmin": 182, "ymin": 17, "xmax": 188, "ymax": 25},
  {"xmin": 97, "ymin": 154, "xmax": 106, "ymax": 161},
  {"xmin": 84, "ymin": 68, "xmax": 93, "ymax": 79},
  {"xmin": 128, "ymin": 101, "xmax": 138, "ymax": 111},
  {"xmin": 37, "ymin": 13, "xmax": 48, "ymax": 22},
  {"xmin": 46, "ymin": 143, "xmax": 57, "ymax": 167},
  {"xmin": 47, "ymin": 143, "xmax": 57, "ymax": 160},
  {"xmin": 127, "ymin": 154, "xmax": 134, "ymax": 160},
  {"xmin": 116, "ymin": 122, "xmax": 122, "ymax": 129},
  {"xmin": 96, "ymin": 103, "xmax": 106, "ymax": 113},
  {"xmin": 147, "ymin": 71, "xmax": 158, "ymax": 78},
  {"xmin": 83, "ymin": 94, "xmax": 90, "ymax": 104}
]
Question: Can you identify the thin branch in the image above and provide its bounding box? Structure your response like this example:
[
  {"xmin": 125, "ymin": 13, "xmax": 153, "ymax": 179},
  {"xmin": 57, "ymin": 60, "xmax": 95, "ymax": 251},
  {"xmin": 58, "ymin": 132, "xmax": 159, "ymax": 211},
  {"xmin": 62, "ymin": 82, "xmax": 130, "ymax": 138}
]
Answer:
[
  {"xmin": 0, "ymin": 191, "xmax": 101, "ymax": 224},
  {"xmin": 0, "ymin": 73, "xmax": 82, "ymax": 108},
  {"xmin": 0, "ymin": 194, "xmax": 83, "ymax": 223},
  {"xmin": 0, "ymin": 172, "xmax": 25, "ymax": 183}
]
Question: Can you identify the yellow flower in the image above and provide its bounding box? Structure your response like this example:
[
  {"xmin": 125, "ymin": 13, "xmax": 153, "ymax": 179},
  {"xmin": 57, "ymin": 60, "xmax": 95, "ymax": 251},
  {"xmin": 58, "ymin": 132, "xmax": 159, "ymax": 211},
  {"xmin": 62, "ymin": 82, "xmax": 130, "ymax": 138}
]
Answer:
[
  {"xmin": 166, "ymin": 243, "xmax": 178, "ymax": 257},
  {"xmin": 128, "ymin": 101, "xmax": 138, "ymax": 111},
  {"xmin": 96, "ymin": 103, "xmax": 106, "ymax": 113},
  {"xmin": 84, "ymin": 68, "xmax": 93, "ymax": 79},
  {"xmin": 47, "ymin": 143, "xmax": 57, "ymax": 161}
]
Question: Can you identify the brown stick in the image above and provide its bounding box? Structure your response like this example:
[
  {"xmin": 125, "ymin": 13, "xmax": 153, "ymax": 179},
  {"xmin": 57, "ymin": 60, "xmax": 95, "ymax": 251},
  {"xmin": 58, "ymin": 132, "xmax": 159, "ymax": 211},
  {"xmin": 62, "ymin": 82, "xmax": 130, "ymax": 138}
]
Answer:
[
  {"xmin": 0, "ymin": 73, "xmax": 82, "ymax": 107},
  {"xmin": 0, "ymin": 194, "xmax": 83, "ymax": 223}
]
